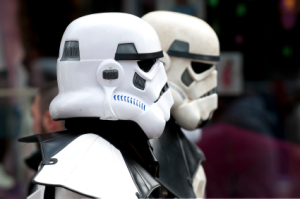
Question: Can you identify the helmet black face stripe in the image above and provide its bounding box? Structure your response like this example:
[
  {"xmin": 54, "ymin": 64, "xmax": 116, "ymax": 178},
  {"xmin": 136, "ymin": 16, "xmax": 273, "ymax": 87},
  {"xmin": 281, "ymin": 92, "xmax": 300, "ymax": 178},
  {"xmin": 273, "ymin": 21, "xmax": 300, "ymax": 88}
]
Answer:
[
  {"xmin": 115, "ymin": 43, "xmax": 163, "ymax": 60},
  {"xmin": 167, "ymin": 40, "xmax": 220, "ymax": 62}
]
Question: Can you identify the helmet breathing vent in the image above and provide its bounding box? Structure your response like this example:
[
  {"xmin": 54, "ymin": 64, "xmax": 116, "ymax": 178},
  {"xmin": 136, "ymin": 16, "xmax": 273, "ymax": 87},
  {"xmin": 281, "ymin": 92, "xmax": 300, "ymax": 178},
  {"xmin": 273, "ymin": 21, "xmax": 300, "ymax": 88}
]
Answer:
[
  {"xmin": 133, "ymin": 72, "xmax": 146, "ymax": 90},
  {"xmin": 61, "ymin": 41, "xmax": 80, "ymax": 61}
]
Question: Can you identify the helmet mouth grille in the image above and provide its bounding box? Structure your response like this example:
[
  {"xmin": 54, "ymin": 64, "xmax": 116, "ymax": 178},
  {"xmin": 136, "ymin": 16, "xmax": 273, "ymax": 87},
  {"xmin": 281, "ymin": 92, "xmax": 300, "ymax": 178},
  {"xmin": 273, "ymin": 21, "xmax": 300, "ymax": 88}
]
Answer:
[{"xmin": 61, "ymin": 41, "xmax": 80, "ymax": 61}]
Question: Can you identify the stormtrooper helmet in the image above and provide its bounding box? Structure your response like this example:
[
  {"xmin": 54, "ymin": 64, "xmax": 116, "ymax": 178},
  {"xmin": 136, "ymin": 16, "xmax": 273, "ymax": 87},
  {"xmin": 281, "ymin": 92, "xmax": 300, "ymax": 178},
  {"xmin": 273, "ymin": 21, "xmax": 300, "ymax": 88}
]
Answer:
[
  {"xmin": 50, "ymin": 13, "xmax": 174, "ymax": 139},
  {"xmin": 143, "ymin": 11, "xmax": 220, "ymax": 130}
]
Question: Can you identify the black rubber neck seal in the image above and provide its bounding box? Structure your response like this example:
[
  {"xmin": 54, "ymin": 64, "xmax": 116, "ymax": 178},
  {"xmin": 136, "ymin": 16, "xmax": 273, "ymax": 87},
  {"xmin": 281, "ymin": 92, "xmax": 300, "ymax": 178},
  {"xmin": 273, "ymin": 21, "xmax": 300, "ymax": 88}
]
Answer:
[{"xmin": 65, "ymin": 118, "xmax": 149, "ymax": 142}]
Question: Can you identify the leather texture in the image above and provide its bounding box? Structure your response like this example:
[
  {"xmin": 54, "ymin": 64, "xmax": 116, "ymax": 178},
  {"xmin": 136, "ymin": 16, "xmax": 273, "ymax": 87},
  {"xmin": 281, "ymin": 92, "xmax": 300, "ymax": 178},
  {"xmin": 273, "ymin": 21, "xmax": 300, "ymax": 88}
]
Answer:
[
  {"xmin": 150, "ymin": 118, "xmax": 205, "ymax": 198},
  {"xmin": 25, "ymin": 150, "xmax": 42, "ymax": 196},
  {"xmin": 44, "ymin": 186, "xmax": 55, "ymax": 199},
  {"xmin": 122, "ymin": 153, "xmax": 162, "ymax": 198},
  {"xmin": 19, "ymin": 130, "xmax": 81, "ymax": 166}
]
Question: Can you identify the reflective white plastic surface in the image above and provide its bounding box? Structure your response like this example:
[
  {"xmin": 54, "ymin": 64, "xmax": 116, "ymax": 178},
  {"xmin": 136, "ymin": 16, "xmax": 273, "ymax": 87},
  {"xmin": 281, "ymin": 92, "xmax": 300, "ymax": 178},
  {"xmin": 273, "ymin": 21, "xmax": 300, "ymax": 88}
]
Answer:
[
  {"xmin": 143, "ymin": 11, "xmax": 219, "ymax": 130},
  {"xmin": 50, "ymin": 13, "xmax": 174, "ymax": 138},
  {"xmin": 32, "ymin": 134, "xmax": 139, "ymax": 199}
]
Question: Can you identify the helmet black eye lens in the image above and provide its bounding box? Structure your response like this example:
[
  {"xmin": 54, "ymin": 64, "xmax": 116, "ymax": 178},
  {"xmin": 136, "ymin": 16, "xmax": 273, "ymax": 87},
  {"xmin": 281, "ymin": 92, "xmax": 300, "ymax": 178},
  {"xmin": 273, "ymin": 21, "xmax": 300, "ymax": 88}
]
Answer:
[
  {"xmin": 137, "ymin": 59, "xmax": 156, "ymax": 72},
  {"xmin": 191, "ymin": 61, "xmax": 213, "ymax": 74}
]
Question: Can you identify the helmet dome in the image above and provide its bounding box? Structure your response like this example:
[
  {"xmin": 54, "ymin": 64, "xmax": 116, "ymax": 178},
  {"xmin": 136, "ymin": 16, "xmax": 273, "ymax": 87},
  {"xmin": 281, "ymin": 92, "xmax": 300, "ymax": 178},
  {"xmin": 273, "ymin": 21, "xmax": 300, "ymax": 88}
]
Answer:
[
  {"xmin": 143, "ymin": 11, "xmax": 219, "ymax": 130},
  {"xmin": 50, "ymin": 13, "xmax": 174, "ymax": 138}
]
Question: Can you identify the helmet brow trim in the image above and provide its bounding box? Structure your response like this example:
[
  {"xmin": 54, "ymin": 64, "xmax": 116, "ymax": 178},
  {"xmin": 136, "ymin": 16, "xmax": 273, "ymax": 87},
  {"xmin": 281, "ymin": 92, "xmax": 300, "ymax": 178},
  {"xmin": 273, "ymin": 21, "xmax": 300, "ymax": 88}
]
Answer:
[
  {"xmin": 167, "ymin": 40, "xmax": 220, "ymax": 62},
  {"xmin": 115, "ymin": 43, "xmax": 163, "ymax": 60}
]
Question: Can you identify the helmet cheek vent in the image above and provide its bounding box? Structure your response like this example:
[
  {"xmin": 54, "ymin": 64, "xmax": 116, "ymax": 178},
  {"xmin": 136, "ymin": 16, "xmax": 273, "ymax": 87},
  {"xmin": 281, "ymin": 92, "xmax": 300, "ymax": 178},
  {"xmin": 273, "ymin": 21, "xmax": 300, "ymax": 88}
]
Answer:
[
  {"xmin": 181, "ymin": 69, "xmax": 193, "ymax": 87},
  {"xmin": 133, "ymin": 72, "xmax": 146, "ymax": 90},
  {"xmin": 191, "ymin": 61, "xmax": 213, "ymax": 74},
  {"xmin": 137, "ymin": 59, "xmax": 156, "ymax": 72}
]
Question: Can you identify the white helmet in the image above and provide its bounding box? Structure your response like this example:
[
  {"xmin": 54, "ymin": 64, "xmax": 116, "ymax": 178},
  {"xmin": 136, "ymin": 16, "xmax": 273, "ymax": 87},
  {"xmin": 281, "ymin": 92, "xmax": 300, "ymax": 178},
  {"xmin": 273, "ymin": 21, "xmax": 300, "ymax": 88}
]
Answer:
[
  {"xmin": 50, "ymin": 13, "xmax": 174, "ymax": 139},
  {"xmin": 142, "ymin": 11, "xmax": 219, "ymax": 130}
]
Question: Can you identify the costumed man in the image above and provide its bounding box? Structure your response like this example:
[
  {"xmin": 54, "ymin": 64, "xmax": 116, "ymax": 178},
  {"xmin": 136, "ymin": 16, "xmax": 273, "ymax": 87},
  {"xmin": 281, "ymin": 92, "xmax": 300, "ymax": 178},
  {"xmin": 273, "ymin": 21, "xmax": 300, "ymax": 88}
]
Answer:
[
  {"xmin": 19, "ymin": 13, "xmax": 174, "ymax": 199},
  {"xmin": 143, "ymin": 11, "xmax": 219, "ymax": 198},
  {"xmin": 27, "ymin": 81, "xmax": 65, "ymax": 195}
]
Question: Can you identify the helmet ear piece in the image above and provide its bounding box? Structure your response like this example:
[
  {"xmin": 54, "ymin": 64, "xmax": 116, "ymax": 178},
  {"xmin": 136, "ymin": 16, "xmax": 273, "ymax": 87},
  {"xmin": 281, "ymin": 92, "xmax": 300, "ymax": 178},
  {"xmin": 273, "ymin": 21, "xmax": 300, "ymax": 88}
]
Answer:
[
  {"xmin": 96, "ymin": 59, "xmax": 125, "ymax": 120},
  {"xmin": 160, "ymin": 51, "xmax": 171, "ymax": 72},
  {"xmin": 96, "ymin": 59, "xmax": 125, "ymax": 88}
]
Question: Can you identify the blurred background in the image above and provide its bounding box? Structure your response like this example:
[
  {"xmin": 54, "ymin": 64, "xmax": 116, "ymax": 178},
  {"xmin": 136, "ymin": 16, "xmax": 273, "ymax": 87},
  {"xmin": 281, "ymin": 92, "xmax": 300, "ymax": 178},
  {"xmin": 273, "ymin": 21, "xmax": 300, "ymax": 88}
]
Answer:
[{"xmin": 0, "ymin": 0, "xmax": 300, "ymax": 198}]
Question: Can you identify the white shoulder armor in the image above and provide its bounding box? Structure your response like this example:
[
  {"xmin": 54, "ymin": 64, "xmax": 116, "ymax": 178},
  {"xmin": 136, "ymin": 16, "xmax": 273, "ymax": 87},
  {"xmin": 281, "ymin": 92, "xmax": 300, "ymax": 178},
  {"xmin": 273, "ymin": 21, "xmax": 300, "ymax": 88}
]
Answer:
[{"xmin": 29, "ymin": 134, "xmax": 139, "ymax": 198}]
